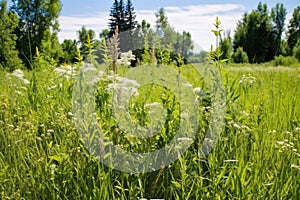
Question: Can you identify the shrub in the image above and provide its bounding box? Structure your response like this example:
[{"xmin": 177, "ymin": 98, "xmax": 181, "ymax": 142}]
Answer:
[
  {"xmin": 272, "ymin": 55, "xmax": 298, "ymax": 66},
  {"xmin": 232, "ymin": 47, "xmax": 249, "ymax": 63}
]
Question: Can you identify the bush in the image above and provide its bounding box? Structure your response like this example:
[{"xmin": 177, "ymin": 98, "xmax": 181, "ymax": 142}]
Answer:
[
  {"xmin": 232, "ymin": 47, "xmax": 249, "ymax": 63},
  {"xmin": 272, "ymin": 55, "xmax": 298, "ymax": 67}
]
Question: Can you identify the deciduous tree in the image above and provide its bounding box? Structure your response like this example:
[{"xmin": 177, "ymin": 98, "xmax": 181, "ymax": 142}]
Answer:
[
  {"xmin": 270, "ymin": 3, "xmax": 287, "ymax": 56},
  {"xmin": 0, "ymin": 0, "xmax": 23, "ymax": 70},
  {"xmin": 286, "ymin": 6, "xmax": 300, "ymax": 56}
]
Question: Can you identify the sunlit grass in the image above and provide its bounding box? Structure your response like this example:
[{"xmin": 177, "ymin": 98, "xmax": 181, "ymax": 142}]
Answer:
[{"xmin": 0, "ymin": 64, "xmax": 300, "ymax": 199}]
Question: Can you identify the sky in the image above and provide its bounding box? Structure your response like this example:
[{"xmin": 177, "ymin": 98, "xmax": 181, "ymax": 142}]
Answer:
[{"xmin": 7, "ymin": 0, "xmax": 300, "ymax": 51}]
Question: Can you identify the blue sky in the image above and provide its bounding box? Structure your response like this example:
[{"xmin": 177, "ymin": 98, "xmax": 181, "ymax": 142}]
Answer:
[{"xmin": 8, "ymin": 0, "xmax": 300, "ymax": 51}]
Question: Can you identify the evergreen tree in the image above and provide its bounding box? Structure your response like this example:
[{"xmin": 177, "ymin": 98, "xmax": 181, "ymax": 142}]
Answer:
[
  {"xmin": 108, "ymin": 0, "xmax": 120, "ymax": 37},
  {"xmin": 108, "ymin": 0, "xmax": 137, "ymax": 52},
  {"xmin": 0, "ymin": 0, "xmax": 23, "ymax": 70},
  {"xmin": 286, "ymin": 6, "xmax": 300, "ymax": 56},
  {"xmin": 11, "ymin": 0, "xmax": 62, "ymax": 68}
]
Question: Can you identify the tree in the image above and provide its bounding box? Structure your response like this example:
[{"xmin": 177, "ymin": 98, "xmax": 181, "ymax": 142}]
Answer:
[
  {"xmin": 233, "ymin": 2, "xmax": 274, "ymax": 63},
  {"xmin": 108, "ymin": 0, "xmax": 137, "ymax": 52},
  {"xmin": 286, "ymin": 6, "xmax": 300, "ymax": 56},
  {"xmin": 11, "ymin": 0, "xmax": 62, "ymax": 68},
  {"xmin": 293, "ymin": 38, "xmax": 300, "ymax": 62},
  {"xmin": 219, "ymin": 30, "xmax": 232, "ymax": 61},
  {"xmin": 77, "ymin": 26, "xmax": 98, "ymax": 59},
  {"xmin": 174, "ymin": 31, "xmax": 194, "ymax": 58},
  {"xmin": 40, "ymin": 28, "xmax": 63, "ymax": 66},
  {"xmin": 270, "ymin": 3, "xmax": 287, "ymax": 56},
  {"xmin": 0, "ymin": 0, "xmax": 23, "ymax": 70},
  {"xmin": 155, "ymin": 8, "xmax": 193, "ymax": 58},
  {"xmin": 60, "ymin": 39, "xmax": 77, "ymax": 64},
  {"xmin": 100, "ymin": 29, "xmax": 110, "ymax": 40}
]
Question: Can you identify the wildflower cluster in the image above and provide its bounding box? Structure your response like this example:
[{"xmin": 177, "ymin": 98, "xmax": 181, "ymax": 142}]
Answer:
[
  {"xmin": 227, "ymin": 120, "xmax": 250, "ymax": 131},
  {"xmin": 53, "ymin": 65, "xmax": 76, "ymax": 80},
  {"xmin": 239, "ymin": 74, "xmax": 256, "ymax": 86},
  {"xmin": 275, "ymin": 128, "xmax": 299, "ymax": 158},
  {"xmin": 7, "ymin": 69, "xmax": 30, "ymax": 85},
  {"xmin": 117, "ymin": 50, "xmax": 136, "ymax": 67}
]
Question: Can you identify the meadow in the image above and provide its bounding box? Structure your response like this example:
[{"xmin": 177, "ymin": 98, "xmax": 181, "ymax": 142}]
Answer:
[{"xmin": 0, "ymin": 62, "xmax": 300, "ymax": 199}]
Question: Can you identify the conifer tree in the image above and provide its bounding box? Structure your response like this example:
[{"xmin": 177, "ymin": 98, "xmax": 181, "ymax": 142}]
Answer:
[{"xmin": 108, "ymin": 0, "xmax": 137, "ymax": 52}]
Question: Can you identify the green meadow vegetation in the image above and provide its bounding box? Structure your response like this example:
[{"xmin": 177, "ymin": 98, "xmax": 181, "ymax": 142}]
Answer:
[
  {"xmin": 1, "ymin": 60, "xmax": 300, "ymax": 199},
  {"xmin": 1, "ymin": 0, "xmax": 300, "ymax": 199}
]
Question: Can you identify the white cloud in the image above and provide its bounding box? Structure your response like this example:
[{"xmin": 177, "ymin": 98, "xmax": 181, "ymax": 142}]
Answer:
[{"xmin": 58, "ymin": 3, "xmax": 246, "ymax": 51}]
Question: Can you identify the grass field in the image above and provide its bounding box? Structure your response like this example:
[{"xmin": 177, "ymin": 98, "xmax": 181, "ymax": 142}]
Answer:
[{"xmin": 0, "ymin": 63, "xmax": 300, "ymax": 199}]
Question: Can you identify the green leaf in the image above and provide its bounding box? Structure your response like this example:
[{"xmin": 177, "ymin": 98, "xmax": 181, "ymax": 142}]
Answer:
[{"xmin": 49, "ymin": 155, "xmax": 63, "ymax": 163}]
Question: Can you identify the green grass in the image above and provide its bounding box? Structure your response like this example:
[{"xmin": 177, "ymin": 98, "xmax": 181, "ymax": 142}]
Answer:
[{"xmin": 0, "ymin": 64, "xmax": 300, "ymax": 199}]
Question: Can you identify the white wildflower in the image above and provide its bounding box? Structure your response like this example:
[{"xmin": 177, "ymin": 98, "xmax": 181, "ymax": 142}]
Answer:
[
  {"xmin": 15, "ymin": 90, "xmax": 22, "ymax": 95},
  {"xmin": 177, "ymin": 137, "xmax": 193, "ymax": 141},
  {"xmin": 47, "ymin": 129, "xmax": 54, "ymax": 133},
  {"xmin": 81, "ymin": 63, "xmax": 96, "ymax": 73},
  {"xmin": 193, "ymin": 87, "xmax": 206, "ymax": 96},
  {"xmin": 276, "ymin": 141, "xmax": 284, "ymax": 145},
  {"xmin": 291, "ymin": 164, "xmax": 300, "ymax": 170},
  {"xmin": 233, "ymin": 123, "xmax": 241, "ymax": 129},
  {"xmin": 182, "ymin": 82, "xmax": 192, "ymax": 87},
  {"xmin": 54, "ymin": 65, "xmax": 75, "ymax": 78},
  {"xmin": 223, "ymin": 160, "xmax": 238, "ymax": 163},
  {"xmin": 144, "ymin": 102, "xmax": 161, "ymax": 109},
  {"xmin": 240, "ymin": 110, "xmax": 249, "ymax": 116},
  {"xmin": 117, "ymin": 50, "xmax": 136, "ymax": 66},
  {"xmin": 239, "ymin": 74, "xmax": 256, "ymax": 86},
  {"xmin": 12, "ymin": 69, "xmax": 24, "ymax": 79},
  {"xmin": 23, "ymin": 79, "xmax": 30, "ymax": 85}
]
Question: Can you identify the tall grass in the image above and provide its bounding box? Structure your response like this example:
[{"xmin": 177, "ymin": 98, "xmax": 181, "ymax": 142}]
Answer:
[{"xmin": 0, "ymin": 63, "xmax": 300, "ymax": 199}]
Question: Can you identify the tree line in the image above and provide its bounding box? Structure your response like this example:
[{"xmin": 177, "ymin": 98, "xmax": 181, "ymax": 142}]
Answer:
[
  {"xmin": 0, "ymin": 0, "xmax": 299, "ymax": 71},
  {"xmin": 220, "ymin": 2, "xmax": 300, "ymax": 64}
]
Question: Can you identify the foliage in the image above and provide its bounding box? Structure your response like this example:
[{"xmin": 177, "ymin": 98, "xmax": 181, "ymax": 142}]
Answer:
[
  {"xmin": 155, "ymin": 8, "xmax": 194, "ymax": 58},
  {"xmin": 219, "ymin": 30, "xmax": 232, "ymax": 61},
  {"xmin": 233, "ymin": 2, "xmax": 286, "ymax": 63},
  {"xmin": 41, "ymin": 29, "xmax": 63, "ymax": 66},
  {"xmin": 1, "ymin": 56, "xmax": 300, "ymax": 200},
  {"xmin": 270, "ymin": 3, "xmax": 287, "ymax": 56},
  {"xmin": 141, "ymin": 34, "xmax": 152, "ymax": 64},
  {"xmin": 272, "ymin": 55, "xmax": 299, "ymax": 67},
  {"xmin": 286, "ymin": 6, "xmax": 300, "ymax": 56},
  {"xmin": 232, "ymin": 47, "xmax": 249, "ymax": 63},
  {"xmin": 188, "ymin": 51, "xmax": 208, "ymax": 63},
  {"xmin": 60, "ymin": 39, "xmax": 78, "ymax": 64},
  {"xmin": 11, "ymin": 0, "xmax": 62, "ymax": 68},
  {"xmin": 0, "ymin": 0, "xmax": 23, "ymax": 71},
  {"xmin": 293, "ymin": 39, "xmax": 300, "ymax": 62}
]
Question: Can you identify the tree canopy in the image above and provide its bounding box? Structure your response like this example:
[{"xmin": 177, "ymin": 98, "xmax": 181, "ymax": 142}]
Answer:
[
  {"xmin": 0, "ymin": 0, "xmax": 23, "ymax": 70},
  {"xmin": 11, "ymin": 0, "xmax": 62, "ymax": 68}
]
